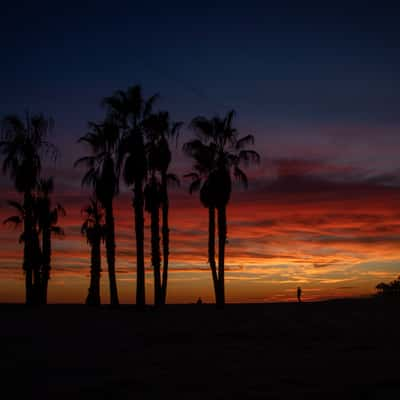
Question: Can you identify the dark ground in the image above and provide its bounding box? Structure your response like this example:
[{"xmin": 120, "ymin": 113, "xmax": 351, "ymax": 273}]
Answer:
[{"xmin": 1, "ymin": 298, "xmax": 399, "ymax": 399}]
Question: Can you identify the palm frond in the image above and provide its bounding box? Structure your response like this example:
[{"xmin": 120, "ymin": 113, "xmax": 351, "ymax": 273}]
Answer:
[
  {"xmin": 233, "ymin": 166, "xmax": 248, "ymax": 188},
  {"xmin": 55, "ymin": 203, "xmax": 66, "ymax": 217},
  {"xmin": 3, "ymin": 215, "xmax": 23, "ymax": 227},
  {"xmin": 7, "ymin": 200, "xmax": 24, "ymax": 215},
  {"xmin": 51, "ymin": 226, "xmax": 65, "ymax": 236},
  {"xmin": 81, "ymin": 168, "xmax": 98, "ymax": 188},
  {"xmin": 235, "ymin": 134, "xmax": 255, "ymax": 149},
  {"xmin": 238, "ymin": 150, "xmax": 260, "ymax": 166},
  {"xmin": 143, "ymin": 93, "xmax": 160, "ymax": 118},
  {"xmin": 224, "ymin": 110, "xmax": 235, "ymax": 130},
  {"xmin": 182, "ymin": 139, "xmax": 207, "ymax": 157},
  {"xmin": 40, "ymin": 140, "xmax": 58, "ymax": 162},
  {"xmin": 1, "ymin": 115, "xmax": 25, "ymax": 139},
  {"xmin": 73, "ymin": 156, "xmax": 96, "ymax": 169},
  {"xmin": 167, "ymin": 173, "xmax": 180, "ymax": 187},
  {"xmin": 189, "ymin": 116, "xmax": 214, "ymax": 141},
  {"xmin": 170, "ymin": 121, "xmax": 183, "ymax": 147},
  {"xmin": 102, "ymin": 90, "xmax": 127, "ymax": 111},
  {"xmin": 18, "ymin": 232, "xmax": 25, "ymax": 244},
  {"xmin": 189, "ymin": 178, "xmax": 202, "ymax": 194},
  {"xmin": 183, "ymin": 172, "xmax": 200, "ymax": 180}
]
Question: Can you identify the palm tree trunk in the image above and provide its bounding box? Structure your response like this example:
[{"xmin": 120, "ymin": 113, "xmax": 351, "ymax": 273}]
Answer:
[
  {"xmin": 161, "ymin": 171, "xmax": 169, "ymax": 305},
  {"xmin": 23, "ymin": 191, "xmax": 34, "ymax": 305},
  {"xmin": 32, "ymin": 230, "xmax": 42, "ymax": 305},
  {"xmin": 105, "ymin": 202, "xmax": 119, "ymax": 306},
  {"xmin": 217, "ymin": 205, "xmax": 227, "ymax": 308},
  {"xmin": 86, "ymin": 236, "xmax": 101, "ymax": 306},
  {"xmin": 92, "ymin": 237, "xmax": 101, "ymax": 305},
  {"xmin": 208, "ymin": 206, "xmax": 219, "ymax": 304},
  {"xmin": 24, "ymin": 269, "xmax": 33, "ymax": 305},
  {"xmin": 151, "ymin": 203, "xmax": 162, "ymax": 307},
  {"xmin": 41, "ymin": 226, "xmax": 51, "ymax": 304},
  {"xmin": 134, "ymin": 177, "xmax": 146, "ymax": 309}
]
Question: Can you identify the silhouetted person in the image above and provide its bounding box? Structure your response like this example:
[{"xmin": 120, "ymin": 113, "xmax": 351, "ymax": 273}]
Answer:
[
  {"xmin": 196, "ymin": 297, "xmax": 203, "ymax": 305},
  {"xmin": 297, "ymin": 287, "xmax": 302, "ymax": 303}
]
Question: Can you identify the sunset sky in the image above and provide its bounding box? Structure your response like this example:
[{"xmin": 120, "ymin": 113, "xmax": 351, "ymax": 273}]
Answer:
[{"xmin": 1, "ymin": 1, "xmax": 400, "ymax": 303}]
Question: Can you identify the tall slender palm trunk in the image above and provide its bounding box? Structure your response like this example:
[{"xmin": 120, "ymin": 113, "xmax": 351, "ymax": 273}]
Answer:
[
  {"xmin": 151, "ymin": 202, "xmax": 162, "ymax": 306},
  {"xmin": 23, "ymin": 191, "xmax": 34, "ymax": 305},
  {"xmin": 104, "ymin": 202, "xmax": 119, "ymax": 306},
  {"xmin": 41, "ymin": 226, "xmax": 51, "ymax": 304},
  {"xmin": 134, "ymin": 177, "xmax": 146, "ymax": 309},
  {"xmin": 32, "ymin": 230, "xmax": 42, "ymax": 305},
  {"xmin": 86, "ymin": 238, "xmax": 101, "ymax": 306},
  {"xmin": 217, "ymin": 206, "xmax": 227, "ymax": 308},
  {"xmin": 161, "ymin": 171, "xmax": 169, "ymax": 305},
  {"xmin": 208, "ymin": 206, "xmax": 219, "ymax": 304}
]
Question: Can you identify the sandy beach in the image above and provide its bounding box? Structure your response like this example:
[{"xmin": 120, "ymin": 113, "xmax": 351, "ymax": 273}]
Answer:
[{"xmin": 1, "ymin": 298, "xmax": 399, "ymax": 399}]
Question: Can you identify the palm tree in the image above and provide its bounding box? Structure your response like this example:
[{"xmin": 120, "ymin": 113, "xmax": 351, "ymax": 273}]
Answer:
[
  {"xmin": 183, "ymin": 142, "xmax": 220, "ymax": 304},
  {"xmin": 103, "ymin": 85, "xmax": 158, "ymax": 309},
  {"xmin": 75, "ymin": 120, "xmax": 120, "ymax": 306},
  {"xmin": 81, "ymin": 198, "xmax": 105, "ymax": 306},
  {"xmin": 184, "ymin": 110, "xmax": 260, "ymax": 308},
  {"xmin": 144, "ymin": 112, "xmax": 182, "ymax": 305},
  {"xmin": 0, "ymin": 113, "xmax": 57, "ymax": 304},
  {"xmin": 37, "ymin": 177, "xmax": 65, "ymax": 304},
  {"xmin": 3, "ymin": 198, "xmax": 43, "ymax": 302}
]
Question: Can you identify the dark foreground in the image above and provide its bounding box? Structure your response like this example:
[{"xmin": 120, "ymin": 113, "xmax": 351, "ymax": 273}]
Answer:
[{"xmin": 1, "ymin": 298, "xmax": 399, "ymax": 399}]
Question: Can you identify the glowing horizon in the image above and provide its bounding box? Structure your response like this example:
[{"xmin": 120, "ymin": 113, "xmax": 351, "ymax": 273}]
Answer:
[{"xmin": 1, "ymin": 141, "xmax": 399, "ymax": 304}]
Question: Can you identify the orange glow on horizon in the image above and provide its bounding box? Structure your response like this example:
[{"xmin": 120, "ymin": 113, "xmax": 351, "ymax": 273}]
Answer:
[{"xmin": 1, "ymin": 168, "xmax": 400, "ymax": 304}]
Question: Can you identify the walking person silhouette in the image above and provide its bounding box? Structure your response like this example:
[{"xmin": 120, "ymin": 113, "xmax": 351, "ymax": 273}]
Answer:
[{"xmin": 297, "ymin": 287, "xmax": 302, "ymax": 303}]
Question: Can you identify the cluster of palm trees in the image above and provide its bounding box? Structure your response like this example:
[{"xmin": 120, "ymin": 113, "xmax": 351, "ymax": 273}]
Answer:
[
  {"xmin": 74, "ymin": 85, "xmax": 181, "ymax": 308},
  {"xmin": 1, "ymin": 84, "xmax": 260, "ymax": 308},
  {"xmin": 0, "ymin": 114, "xmax": 65, "ymax": 305}
]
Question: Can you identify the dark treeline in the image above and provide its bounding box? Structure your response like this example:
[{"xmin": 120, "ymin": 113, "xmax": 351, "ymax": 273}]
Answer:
[
  {"xmin": 1, "ymin": 84, "xmax": 259, "ymax": 309},
  {"xmin": 376, "ymin": 276, "xmax": 400, "ymax": 297}
]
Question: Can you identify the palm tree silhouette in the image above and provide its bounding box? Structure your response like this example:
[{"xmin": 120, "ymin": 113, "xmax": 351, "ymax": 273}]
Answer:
[
  {"xmin": 3, "ymin": 198, "xmax": 43, "ymax": 303},
  {"xmin": 183, "ymin": 141, "xmax": 220, "ymax": 304},
  {"xmin": 37, "ymin": 177, "xmax": 65, "ymax": 304},
  {"xmin": 184, "ymin": 110, "xmax": 260, "ymax": 308},
  {"xmin": 75, "ymin": 120, "xmax": 120, "ymax": 306},
  {"xmin": 103, "ymin": 85, "xmax": 158, "ymax": 309},
  {"xmin": 81, "ymin": 198, "xmax": 105, "ymax": 306},
  {"xmin": 143, "ymin": 111, "xmax": 182, "ymax": 305},
  {"xmin": 0, "ymin": 113, "xmax": 57, "ymax": 304}
]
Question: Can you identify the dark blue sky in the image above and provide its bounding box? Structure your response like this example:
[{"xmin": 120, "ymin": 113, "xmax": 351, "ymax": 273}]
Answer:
[{"xmin": 1, "ymin": 1, "xmax": 400, "ymax": 169}]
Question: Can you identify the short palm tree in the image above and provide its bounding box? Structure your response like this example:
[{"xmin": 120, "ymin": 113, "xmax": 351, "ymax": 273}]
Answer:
[
  {"xmin": 81, "ymin": 198, "xmax": 105, "ymax": 306},
  {"xmin": 0, "ymin": 113, "xmax": 57, "ymax": 304},
  {"xmin": 37, "ymin": 177, "xmax": 65, "ymax": 304},
  {"xmin": 184, "ymin": 110, "xmax": 260, "ymax": 308},
  {"xmin": 103, "ymin": 85, "xmax": 158, "ymax": 309},
  {"xmin": 3, "ymin": 198, "xmax": 43, "ymax": 301},
  {"xmin": 75, "ymin": 120, "xmax": 120, "ymax": 306}
]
